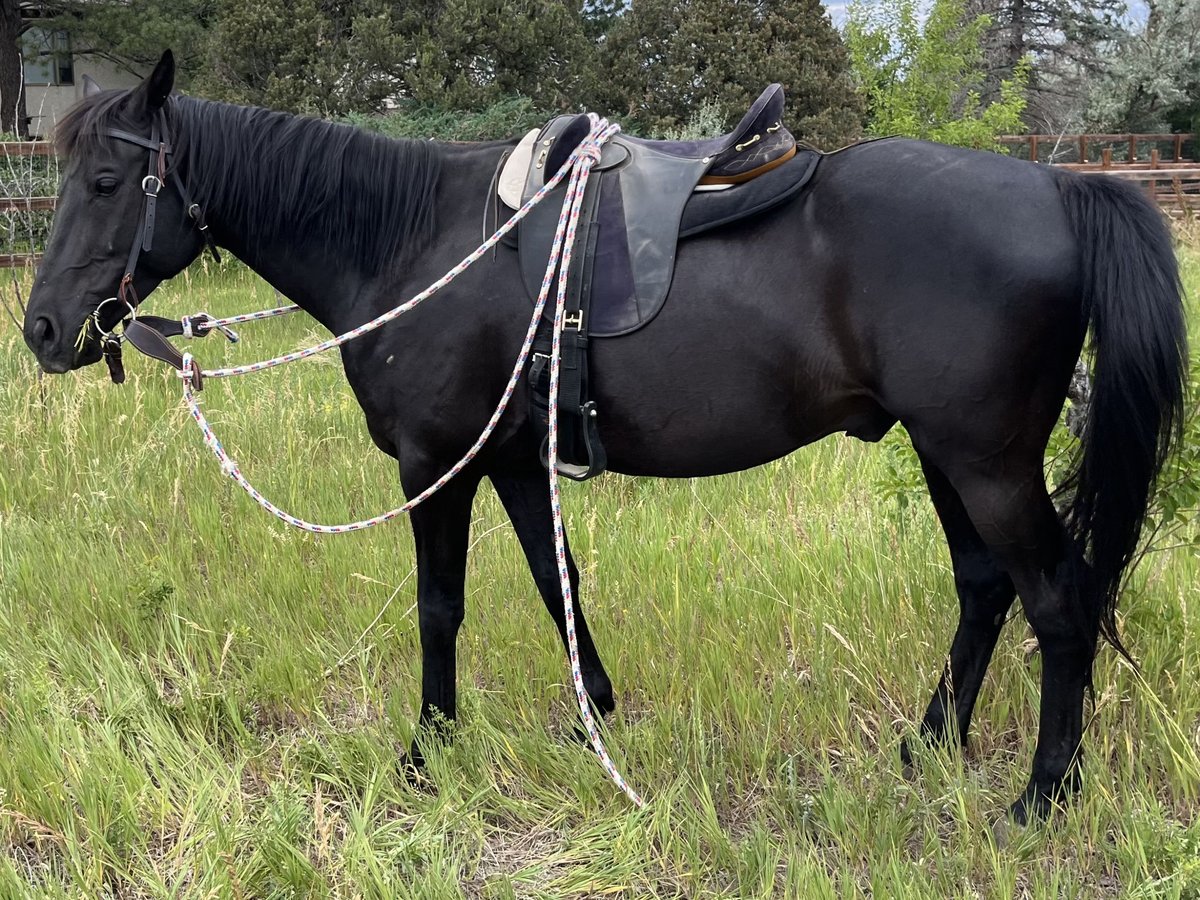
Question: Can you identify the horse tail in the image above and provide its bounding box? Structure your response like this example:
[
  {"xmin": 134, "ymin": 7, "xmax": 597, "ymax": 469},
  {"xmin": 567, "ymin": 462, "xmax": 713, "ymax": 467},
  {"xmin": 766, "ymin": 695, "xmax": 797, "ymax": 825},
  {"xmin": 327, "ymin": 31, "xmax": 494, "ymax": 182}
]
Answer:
[{"xmin": 1051, "ymin": 170, "xmax": 1188, "ymax": 659}]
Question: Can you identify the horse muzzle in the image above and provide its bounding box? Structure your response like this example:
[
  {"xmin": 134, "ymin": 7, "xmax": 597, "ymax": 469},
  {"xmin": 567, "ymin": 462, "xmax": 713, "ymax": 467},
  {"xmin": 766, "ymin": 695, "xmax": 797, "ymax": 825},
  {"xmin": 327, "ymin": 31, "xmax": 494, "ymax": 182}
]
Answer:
[{"xmin": 24, "ymin": 307, "xmax": 103, "ymax": 373}]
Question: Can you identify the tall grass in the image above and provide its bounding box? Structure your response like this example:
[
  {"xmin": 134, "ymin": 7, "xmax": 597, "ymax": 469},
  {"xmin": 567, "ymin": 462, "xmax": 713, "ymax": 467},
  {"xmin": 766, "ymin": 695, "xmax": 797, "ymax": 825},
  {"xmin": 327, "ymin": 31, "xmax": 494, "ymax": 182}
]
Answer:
[{"xmin": 0, "ymin": 251, "xmax": 1197, "ymax": 898}]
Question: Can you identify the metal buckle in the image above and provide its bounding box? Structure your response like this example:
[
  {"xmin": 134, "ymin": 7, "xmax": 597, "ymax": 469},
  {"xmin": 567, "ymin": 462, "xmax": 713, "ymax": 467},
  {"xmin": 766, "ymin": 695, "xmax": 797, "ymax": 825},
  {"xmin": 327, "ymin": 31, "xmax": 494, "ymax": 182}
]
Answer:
[
  {"xmin": 141, "ymin": 175, "xmax": 162, "ymax": 196},
  {"xmin": 564, "ymin": 310, "xmax": 583, "ymax": 331}
]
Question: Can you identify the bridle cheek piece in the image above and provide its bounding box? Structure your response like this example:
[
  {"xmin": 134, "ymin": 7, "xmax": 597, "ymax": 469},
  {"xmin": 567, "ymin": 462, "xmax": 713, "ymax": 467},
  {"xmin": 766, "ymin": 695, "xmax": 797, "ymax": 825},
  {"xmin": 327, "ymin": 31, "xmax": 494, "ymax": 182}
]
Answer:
[{"xmin": 90, "ymin": 106, "xmax": 221, "ymax": 383}]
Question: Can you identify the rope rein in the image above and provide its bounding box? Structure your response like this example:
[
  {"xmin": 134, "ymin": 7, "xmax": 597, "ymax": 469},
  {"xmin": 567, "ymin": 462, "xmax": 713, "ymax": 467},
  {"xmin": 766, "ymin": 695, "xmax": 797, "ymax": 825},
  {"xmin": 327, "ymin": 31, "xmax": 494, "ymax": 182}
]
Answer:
[{"xmin": 158, "ymin": 116, "xmax": 643, "ymax": 806}]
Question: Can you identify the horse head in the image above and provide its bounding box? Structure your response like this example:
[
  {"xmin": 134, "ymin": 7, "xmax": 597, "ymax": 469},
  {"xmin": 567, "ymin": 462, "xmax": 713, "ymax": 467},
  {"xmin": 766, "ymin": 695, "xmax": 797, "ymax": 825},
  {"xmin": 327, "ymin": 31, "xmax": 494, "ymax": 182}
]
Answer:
[{"xmin": 23, "ymin": 50, "xmax": 206, "ymax": 372}]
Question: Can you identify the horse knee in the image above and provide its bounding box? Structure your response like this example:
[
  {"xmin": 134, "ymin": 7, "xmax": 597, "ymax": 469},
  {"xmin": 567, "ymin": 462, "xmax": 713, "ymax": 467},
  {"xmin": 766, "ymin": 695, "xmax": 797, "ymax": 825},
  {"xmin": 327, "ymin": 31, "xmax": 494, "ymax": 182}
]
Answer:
[{"xmin": 419, "ymin": 599, "xmax": 464, "ymax": 644}]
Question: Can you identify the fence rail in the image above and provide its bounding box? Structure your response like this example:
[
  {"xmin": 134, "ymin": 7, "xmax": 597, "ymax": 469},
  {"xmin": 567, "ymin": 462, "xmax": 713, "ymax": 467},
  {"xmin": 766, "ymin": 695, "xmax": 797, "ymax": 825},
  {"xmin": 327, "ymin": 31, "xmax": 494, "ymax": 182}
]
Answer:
[
  {"xmin": 0, "ymin": 141, "xmax": 54, "ymax": 158},
  {"xmin": 998, "ymin": 133, "xmax": 1198, "ymax": 166},
  {"xmin": 2, "ymin": 134, "xmax": 1197, "ymax": 268},
  {"xmin": 0, "ymin": 254, "xmax": 42, "ymax": 268},
  {"xmin": 0, "ymin": 196, "xmax": 57, "ymax": 212}
]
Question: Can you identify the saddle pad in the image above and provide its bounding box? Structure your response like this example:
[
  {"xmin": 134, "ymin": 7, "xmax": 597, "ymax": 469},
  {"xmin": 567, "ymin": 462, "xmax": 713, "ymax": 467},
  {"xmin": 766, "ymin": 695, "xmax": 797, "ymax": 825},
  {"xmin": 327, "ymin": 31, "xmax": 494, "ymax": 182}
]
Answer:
[{"xmin": 499, "ymin": 129, "xmax": 539, "ymax": 209}]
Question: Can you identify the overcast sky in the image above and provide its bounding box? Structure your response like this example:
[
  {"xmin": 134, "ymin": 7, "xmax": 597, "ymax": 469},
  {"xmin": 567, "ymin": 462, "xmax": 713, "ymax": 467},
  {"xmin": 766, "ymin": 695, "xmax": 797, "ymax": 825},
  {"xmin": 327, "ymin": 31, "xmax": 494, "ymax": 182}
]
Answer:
[
  {"xmin": 823, "ymin": 1, "xmax": 849, "ymax": 25},
  {"xmin": 822, "ymin": 0, "xmax": 1146, "ymax": 30}
]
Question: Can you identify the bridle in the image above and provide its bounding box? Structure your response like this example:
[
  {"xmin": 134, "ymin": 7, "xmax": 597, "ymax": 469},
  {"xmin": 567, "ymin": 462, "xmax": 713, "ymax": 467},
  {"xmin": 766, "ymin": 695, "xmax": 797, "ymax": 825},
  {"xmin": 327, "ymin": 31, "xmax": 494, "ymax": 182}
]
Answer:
[{"xmin": 80, "ymin": 105, "xmax": 221, "ymax": 382}]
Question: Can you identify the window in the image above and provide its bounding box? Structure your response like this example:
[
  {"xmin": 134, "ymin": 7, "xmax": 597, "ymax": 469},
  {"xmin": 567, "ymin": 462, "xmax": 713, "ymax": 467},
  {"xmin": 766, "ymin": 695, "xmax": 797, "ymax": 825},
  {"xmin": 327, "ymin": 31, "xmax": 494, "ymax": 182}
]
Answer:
[{"xmin": 21, "ymin": 28, "xmax": 74, "ymax": 87}]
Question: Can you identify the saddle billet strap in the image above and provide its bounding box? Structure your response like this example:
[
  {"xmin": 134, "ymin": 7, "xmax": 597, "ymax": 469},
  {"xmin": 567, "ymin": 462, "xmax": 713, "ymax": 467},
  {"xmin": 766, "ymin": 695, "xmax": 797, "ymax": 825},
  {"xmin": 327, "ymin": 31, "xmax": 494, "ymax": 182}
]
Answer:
[{"xmin": 484, "ymin": 149, "xmax": 509, "ymax": 253}]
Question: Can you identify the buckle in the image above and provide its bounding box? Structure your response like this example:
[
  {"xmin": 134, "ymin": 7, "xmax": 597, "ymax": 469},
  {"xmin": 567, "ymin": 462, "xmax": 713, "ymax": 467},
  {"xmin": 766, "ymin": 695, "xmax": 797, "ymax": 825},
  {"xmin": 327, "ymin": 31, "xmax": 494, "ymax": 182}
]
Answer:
[
  {"xmin": 141, "ymin": 174, "xmax": 162, "ymax": 196},
  {"xmin": 564, "ymin": 310, "xmax": 583, "ymax": 331}
]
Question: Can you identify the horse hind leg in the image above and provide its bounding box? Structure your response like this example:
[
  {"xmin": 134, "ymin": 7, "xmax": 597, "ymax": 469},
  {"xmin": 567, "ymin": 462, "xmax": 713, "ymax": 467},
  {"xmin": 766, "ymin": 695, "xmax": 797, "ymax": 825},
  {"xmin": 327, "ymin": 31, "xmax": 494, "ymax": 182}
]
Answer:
[
  {"xmin": 901, "ymin": 451, "xmax": 1016, "ymax": 772},
  {"xmin": 939, "ymin": 461, "xmax": 1099, "ymax": 823}
]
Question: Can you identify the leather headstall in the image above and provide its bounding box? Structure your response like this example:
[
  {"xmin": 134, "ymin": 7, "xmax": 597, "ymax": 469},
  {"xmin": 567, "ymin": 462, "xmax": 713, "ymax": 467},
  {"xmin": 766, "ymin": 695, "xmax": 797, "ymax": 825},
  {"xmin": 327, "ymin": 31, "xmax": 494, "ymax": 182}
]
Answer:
[{"xmin": 93, "ymin": 106, "xmax": 221, "ymax": 384}]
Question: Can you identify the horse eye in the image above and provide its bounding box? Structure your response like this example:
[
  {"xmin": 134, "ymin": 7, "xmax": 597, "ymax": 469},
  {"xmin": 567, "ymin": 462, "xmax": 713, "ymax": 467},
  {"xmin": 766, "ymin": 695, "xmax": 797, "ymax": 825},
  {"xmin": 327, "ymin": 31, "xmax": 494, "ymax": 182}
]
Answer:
[{"xmin": 95, "ymin": 177, "xmax": 119, "ymax": 196}]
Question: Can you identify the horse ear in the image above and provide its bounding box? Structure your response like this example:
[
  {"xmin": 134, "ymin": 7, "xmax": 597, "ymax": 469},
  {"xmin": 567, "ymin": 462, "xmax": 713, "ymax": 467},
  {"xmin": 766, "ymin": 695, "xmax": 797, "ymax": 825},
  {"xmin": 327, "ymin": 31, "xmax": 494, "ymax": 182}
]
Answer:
[
  {"xmin": 82, "ymin": 74, "xmax": 103, "ymax": 97},
  {"xmin": 136, "ymin": 50, "xmax": 175, "ymax": 111}
]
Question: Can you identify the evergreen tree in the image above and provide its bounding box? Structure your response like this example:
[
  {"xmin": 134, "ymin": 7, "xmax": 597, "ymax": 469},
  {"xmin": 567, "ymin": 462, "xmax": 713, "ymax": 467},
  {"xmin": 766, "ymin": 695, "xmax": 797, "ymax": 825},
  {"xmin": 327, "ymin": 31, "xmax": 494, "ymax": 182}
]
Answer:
[
  {"xmin": 202, "ymin": 0, "xmax": 403, "ymax": 116},
  {"xmin": 963, "ymin": 0, "xmax": 1124, "ymax": 131},
  {"xmin": 597, "ymin": 0, "xmax": 864, "ymax": 147},
  {"xmin": 1084, "ymin": 0, "xmax": 1200, "ymax": 133},
  {"xmin": 398, "ymin": 0, "xmax": 595, "ymax": 112},
  {"xmin": 40, "ymin": 0, "xmax": 217, "ymax": 86}
]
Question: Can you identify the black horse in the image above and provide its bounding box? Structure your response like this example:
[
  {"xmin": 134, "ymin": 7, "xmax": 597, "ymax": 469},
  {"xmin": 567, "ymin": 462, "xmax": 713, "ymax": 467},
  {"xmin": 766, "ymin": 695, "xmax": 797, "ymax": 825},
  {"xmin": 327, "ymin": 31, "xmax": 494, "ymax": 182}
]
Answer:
[{"xmin": 22, "ymin": 52, "xmax": 1187, "ymax": 823}]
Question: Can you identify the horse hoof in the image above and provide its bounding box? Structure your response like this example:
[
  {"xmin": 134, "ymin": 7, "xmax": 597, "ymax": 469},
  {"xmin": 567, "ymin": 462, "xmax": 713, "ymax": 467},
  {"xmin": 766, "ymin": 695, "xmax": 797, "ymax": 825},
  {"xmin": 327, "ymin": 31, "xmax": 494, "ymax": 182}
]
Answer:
[
  {"xmin": 401, "ymin": 758, "xmax": 436, "ymax": 792},
  {"xmin": 401, "ymin": 741, "xmax": 435, "ymax": 791},
  {"xmin": 899, "ymin": 739, "xmax": 916, "ymax": 780},
  {"xmin": 991, "ymin": 815, "xmax": 1019, "ymax": 849}
]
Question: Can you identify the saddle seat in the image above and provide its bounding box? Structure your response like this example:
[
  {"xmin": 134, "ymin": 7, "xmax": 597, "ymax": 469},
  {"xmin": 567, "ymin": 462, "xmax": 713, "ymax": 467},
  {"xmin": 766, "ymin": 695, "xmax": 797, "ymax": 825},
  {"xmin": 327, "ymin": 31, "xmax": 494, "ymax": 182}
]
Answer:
[
  {"xmin": 497, "ymin": 83, "xmax": 819, "ymax": 337},
  {"xmin": 543, "ymin": 83, "xmax": 798, "ymax": 185}
]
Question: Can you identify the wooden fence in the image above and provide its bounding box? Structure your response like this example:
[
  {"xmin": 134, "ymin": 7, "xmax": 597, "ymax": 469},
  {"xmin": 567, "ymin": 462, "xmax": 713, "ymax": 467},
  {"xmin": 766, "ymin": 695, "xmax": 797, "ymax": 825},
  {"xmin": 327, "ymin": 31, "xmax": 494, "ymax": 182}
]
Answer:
[
  {"xmin": 998, "ymin": 133, "xmax": 1200, "ymax": 216},
  {"xmin": 2, "ymin": 134, "xmax": 1198, "ymax": 268},
  {"xmin": 2, "ymin": 141, "xmax": 54, "ymax": 269}
]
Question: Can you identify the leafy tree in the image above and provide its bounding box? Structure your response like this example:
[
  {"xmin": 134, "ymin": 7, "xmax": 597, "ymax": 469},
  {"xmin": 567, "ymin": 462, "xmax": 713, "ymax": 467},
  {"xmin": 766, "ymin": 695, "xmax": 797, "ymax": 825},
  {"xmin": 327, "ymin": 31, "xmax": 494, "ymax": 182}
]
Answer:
[
  {"xmin": 597, "ymin": 0, "xmax": 864, "ymax": 148},
  {"xmin": 1083, "ymin": 0, "xmax": 1200, "ymax": 133},
  {"xmin": 846, "ymin": 0, "xmax": 1029, "ymax": 149}
]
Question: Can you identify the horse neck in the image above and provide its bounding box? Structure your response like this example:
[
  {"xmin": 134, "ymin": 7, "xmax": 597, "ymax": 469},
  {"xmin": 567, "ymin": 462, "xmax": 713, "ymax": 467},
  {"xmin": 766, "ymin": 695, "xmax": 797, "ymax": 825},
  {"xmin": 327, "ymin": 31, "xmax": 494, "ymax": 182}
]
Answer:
[{"xmin": 177, "ymin": 98, "xmax": 442, "ymax": 334}]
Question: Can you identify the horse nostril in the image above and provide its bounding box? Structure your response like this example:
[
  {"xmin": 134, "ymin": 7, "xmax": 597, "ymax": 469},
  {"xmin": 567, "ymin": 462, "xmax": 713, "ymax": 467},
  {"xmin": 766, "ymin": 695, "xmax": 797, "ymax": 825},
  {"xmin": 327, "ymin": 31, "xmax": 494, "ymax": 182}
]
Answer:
[{"xmin": 32, "ymin": 315, "xmax": 56, "ymax": 348}]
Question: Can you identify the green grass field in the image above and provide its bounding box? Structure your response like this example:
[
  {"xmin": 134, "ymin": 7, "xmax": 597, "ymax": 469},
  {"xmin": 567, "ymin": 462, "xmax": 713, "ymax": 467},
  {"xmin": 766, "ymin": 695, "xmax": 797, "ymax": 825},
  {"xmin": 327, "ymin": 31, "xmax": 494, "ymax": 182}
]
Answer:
[{"xmin": 0, "ymin": 245, "xmax": 1197, "ymax": 899}]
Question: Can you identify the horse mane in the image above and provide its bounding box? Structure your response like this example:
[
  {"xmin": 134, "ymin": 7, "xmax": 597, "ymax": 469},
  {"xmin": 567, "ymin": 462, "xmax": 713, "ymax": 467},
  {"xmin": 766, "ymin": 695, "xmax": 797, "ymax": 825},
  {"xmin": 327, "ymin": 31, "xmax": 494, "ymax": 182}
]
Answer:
[{"xmin": 56, "ymin": 91, "xmax": 442, "ymax": 276}]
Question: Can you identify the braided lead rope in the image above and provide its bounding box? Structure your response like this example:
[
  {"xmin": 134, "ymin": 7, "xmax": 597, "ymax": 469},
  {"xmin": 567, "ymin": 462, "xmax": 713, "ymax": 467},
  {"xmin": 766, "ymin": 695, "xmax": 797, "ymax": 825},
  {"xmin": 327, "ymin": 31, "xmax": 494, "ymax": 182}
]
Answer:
[
  {"xmin": 181, "ymin": 304, "xmax": 303, "ymax": 341},
  {"xmin": 545, "ymin": 130, "xmax": 645, "ymax": 808},
  {"xmin": 175, "ymin": 116, "xmax": 642, "ymax": 805},
  {"xmin": 205, "ymin": 305, "xmax": 302, "ymax": 327},
  {"xmin": 176, "ymin": 148, "xmax": 585, "ymax": 533}
]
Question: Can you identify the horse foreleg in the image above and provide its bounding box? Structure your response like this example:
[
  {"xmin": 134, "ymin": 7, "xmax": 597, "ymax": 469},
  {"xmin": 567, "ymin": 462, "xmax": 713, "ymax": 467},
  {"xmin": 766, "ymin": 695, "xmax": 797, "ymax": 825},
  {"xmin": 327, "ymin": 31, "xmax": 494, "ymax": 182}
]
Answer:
[
  {"xmin": 902, "ymin": 452, "xmax": 1015, "ymax": 771},
  {"xmin": 490, "ymin": 470, "xmax": 616, "ymax": 724},
  {"xmin": 405, "ymin": 472, "xmax": 481, "ymax": 772}
]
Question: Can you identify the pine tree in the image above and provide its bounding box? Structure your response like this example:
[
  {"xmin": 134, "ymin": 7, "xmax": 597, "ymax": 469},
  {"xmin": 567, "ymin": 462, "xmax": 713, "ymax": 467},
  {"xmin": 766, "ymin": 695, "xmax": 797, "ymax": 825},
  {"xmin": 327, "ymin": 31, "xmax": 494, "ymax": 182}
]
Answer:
[
  {"xmin": 41, "ymin": 0, "xmax": 217, "ymax": 86},
  {"xmin": 597, "ymin": 0, "xmax": 864, "ymax": 147},
  {"xmin": 202, "ymin": 0, "xmax": 404, "ymax": 116},
  {"xmin": 963, "ymin": 0, "xmax": 1124, "ymax": 131}
]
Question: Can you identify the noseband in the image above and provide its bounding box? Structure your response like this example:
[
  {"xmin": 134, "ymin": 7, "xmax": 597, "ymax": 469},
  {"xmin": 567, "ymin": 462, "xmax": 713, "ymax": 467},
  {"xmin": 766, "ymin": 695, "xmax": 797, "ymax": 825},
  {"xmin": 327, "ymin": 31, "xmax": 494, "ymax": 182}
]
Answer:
[{"xmin": 83, "ymin": 106, "xmax": 220, "ymax": 382}]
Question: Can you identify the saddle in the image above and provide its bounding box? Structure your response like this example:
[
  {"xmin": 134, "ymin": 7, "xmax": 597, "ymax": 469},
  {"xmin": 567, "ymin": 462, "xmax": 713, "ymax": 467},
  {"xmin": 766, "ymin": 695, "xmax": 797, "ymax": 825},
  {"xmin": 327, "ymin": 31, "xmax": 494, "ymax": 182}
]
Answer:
[{"xmin": 493, "ymin": 84, "xmax": 821, "ymax": 479}]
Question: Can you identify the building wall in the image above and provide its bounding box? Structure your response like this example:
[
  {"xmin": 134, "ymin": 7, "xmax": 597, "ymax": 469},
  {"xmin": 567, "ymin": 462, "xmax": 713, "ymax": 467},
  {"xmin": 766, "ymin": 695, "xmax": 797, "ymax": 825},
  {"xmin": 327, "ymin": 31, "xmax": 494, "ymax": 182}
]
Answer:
[{"xmin": 24, "ymin": 58, "xmax": 141, "ymax": 139}]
